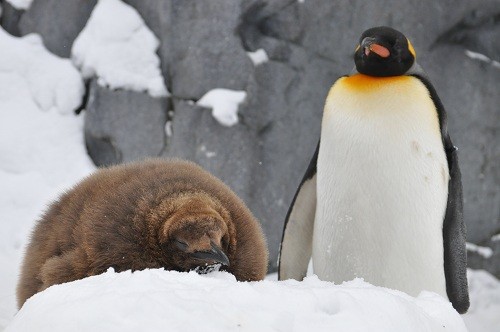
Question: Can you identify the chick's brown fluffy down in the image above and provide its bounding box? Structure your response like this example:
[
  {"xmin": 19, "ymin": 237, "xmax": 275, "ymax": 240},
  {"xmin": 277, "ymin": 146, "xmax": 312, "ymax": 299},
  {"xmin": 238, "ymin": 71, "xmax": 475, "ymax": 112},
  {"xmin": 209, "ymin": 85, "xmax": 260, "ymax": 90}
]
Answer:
[{"xmin": 17, "ymin": 159, "xmax": 269, "ymax": 308}]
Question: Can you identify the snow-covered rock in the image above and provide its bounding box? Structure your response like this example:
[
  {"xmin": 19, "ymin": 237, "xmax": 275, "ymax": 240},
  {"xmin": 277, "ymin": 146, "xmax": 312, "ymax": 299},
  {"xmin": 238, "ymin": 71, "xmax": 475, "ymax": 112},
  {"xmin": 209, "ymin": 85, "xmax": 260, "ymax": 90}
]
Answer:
[
  {"xmin": 71, "ymin": 0, "xmax": 167, "ymax": 97},
  {"xmin": 197, "ymin": 89, "xmax": 247, "ymax": 127},
  {"xmin": 6, "ymin": 269, "xmax": 467, "ymax": 332}
]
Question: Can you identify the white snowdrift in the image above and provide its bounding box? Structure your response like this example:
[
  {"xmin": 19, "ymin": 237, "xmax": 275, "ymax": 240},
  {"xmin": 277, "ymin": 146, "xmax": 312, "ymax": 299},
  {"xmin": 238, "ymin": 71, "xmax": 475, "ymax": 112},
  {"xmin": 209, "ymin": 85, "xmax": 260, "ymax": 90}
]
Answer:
[
  {"xmin": 72, "ymin": 0, "xmax": 168, "ymax": 97},
  {"xmin": 197, "ymin": 89, "xmax": 247, "ymax": 127},
  {"xmin": 6, "ymin": 269, "xmax": 466, "ymax": 332},
  {"xmin": 0, "ymin": 27, "xmax": 95, "ymax": 328},
  {"xmin": 0, "ymin": 28, "xmax": 84, "ymax": 114},
  {"xmin": 463, "ymin": 269, "xmax": 500, "ymax": 332}
]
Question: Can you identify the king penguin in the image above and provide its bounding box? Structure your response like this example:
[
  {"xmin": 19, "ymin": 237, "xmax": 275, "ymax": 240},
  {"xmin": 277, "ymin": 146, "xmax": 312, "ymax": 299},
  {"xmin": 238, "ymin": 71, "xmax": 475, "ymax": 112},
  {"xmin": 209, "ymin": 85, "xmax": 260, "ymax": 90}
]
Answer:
[{"xmin": 278, "ymin": 26, "xmax": 469, "ymax": 313}]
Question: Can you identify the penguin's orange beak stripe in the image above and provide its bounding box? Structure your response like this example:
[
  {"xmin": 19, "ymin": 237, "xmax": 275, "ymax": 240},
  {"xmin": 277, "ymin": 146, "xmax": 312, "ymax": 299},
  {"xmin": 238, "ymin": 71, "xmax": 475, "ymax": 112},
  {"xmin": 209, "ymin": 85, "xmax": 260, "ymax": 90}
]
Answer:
[{"xmin": 369, "ymin": 43, "xmax": 390, "ymax": 58}]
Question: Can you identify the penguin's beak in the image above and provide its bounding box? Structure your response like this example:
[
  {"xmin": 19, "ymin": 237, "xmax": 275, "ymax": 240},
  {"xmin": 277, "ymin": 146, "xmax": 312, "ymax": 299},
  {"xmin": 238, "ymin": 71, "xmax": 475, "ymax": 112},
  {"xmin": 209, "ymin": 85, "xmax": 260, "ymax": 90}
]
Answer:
[
  {"xmin": 191, "ymin": 241, "xmax": 230, "ymax": 267},
  {"xmin": 361, "ymin": 37, "xmax": 390, "ymax": 58}
]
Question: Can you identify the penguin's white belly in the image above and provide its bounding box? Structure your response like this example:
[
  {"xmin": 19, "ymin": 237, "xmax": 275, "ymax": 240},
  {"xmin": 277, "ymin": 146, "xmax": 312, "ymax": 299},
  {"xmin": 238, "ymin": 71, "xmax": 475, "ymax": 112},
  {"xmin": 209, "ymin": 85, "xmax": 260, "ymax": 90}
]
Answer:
[{"xmin": 313, "ymin": 75, "xmax": 449, "ymax": 298}]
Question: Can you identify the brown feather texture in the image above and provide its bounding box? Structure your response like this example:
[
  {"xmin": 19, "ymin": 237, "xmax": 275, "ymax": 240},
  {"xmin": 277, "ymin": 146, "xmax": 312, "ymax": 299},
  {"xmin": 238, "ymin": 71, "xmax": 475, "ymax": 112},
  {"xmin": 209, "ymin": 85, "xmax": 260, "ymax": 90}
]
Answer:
[{"xmin": 16, "ymin": 159, "xmax": 268, "ymax": 308}]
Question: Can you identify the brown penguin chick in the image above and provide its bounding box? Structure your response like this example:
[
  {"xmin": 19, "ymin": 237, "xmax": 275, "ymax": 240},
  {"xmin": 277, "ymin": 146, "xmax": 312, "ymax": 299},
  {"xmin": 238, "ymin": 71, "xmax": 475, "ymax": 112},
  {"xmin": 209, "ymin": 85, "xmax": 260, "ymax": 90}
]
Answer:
[{"xmin": 16, "ymin": 159, "xmax": 268, "ymax": 308}]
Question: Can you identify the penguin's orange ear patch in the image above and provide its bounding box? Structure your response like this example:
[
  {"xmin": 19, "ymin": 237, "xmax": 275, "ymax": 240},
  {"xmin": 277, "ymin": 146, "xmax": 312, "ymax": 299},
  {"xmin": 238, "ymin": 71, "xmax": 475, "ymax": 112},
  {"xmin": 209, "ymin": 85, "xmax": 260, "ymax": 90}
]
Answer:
[
  {"xmin": 407, "ymin": 38, "xmax": 416, "ymax": 58},
  {"xmin": 369, "ymin": 44, "xmax": 390, "ymax": 58}
]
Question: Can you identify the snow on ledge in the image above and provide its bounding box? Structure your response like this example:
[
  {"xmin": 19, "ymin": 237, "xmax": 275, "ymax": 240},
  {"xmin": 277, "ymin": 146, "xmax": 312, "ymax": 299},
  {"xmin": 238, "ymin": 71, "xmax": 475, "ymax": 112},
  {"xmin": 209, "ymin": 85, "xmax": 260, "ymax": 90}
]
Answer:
[
  {"xmin": 5, "ymin": 0, "xmax": 33, "ymax": 10},
  {"xmin": 466, "ymin": 242, "xmax": 493, "ymax": 259},
  {"xmin": 197, "ymin": 89, "xmax": 247, "ymax": 127},
  {"xmin": 465, "ymin": 50, "xmax": 500, "ymax": 69},
  {"xmin": 71, "ymin": 0, "xmax": 168, "ymax": 97},
  {"xmin": 6, "ymin": 269, "xmax": 466, "ymax": 332},
  {"xmin": 247, "ymin": 49, "xmax": 269, "ymax": 66}
]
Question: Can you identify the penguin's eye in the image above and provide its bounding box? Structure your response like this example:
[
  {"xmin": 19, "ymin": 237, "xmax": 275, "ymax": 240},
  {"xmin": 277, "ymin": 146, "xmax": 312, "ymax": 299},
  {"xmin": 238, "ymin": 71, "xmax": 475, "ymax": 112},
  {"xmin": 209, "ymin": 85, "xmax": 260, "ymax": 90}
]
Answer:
[{"xmin": 173, "ymin": 239, "xmax": 188, "ymax": 251}]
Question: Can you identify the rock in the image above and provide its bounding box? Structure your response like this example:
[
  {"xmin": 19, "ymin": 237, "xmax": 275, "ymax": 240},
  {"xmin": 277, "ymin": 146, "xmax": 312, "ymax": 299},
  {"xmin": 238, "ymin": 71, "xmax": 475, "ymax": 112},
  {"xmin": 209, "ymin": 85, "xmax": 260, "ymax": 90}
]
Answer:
[
  {"xmin": 0, "ymin": 1, "xmax": 23, "ymax": 36},
  {"xmin": 18, "ymin": 0, "xmax": 97, "ymax": 57},
  {"xmin": 84, "ymin": 80, "xmax": 168, "ymax": 166},
  {"xmin": 164, "ymin": 99, "xmax": 257, "ymax": 211},
  {"xmin": 420, "ymin": 45, "xmax": 499, "ymax": 245},
  {"xmin": 468, "ymin": 237, "xmax": 500, "ymax": 278},
  {"xmin": 125, "ymin": 0, "xmax": 253, "ymax": 100}
]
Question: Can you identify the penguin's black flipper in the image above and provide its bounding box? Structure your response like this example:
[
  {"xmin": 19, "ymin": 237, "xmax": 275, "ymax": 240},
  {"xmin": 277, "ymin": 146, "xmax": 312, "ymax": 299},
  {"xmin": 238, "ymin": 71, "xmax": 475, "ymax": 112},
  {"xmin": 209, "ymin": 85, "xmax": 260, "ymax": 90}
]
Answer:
[
  {"xmin": 278, "ymin": 141, "xmax": 319, "ymax": 281},
  {"xmin": 414, "ymin": 75, "xmax": 470, "ymax": 314}
]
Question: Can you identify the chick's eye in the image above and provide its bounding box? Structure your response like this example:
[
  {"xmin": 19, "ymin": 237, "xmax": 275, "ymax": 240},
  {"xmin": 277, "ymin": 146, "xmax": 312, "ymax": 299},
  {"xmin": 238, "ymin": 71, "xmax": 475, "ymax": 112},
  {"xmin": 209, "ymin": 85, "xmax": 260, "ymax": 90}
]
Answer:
[{"xmin": 173, "ymin": 239, "xmax": 188, "ymax": 251}]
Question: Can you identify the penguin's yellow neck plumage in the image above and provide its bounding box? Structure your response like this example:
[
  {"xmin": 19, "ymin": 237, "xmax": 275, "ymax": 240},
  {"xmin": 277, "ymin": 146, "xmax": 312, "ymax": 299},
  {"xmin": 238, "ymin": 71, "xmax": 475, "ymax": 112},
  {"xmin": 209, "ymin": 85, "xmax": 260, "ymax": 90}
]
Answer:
[{"xmin": 339, "ymin": 73, "xmax": 410, "ymax": 91}]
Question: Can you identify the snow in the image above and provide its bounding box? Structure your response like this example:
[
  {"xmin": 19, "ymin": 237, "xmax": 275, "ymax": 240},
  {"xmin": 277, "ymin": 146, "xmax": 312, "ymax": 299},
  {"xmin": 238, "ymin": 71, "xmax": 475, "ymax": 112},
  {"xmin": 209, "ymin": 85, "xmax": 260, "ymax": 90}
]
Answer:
[
  {"xmin": 463, "ymin": 269, "xmax": 500, "ymax": 332},
  {"xmin": 71, "ymin": 0, "xmax": 168, "ymax": 97},
  {"xmin": 5, "ymin": 0, "xmax": 33, "ymax": 10},
  {"xmin": 197, "ymin": 89, "xmax": 247, "ymax": 127},
  {"xmin": 0, "ymin": 30, "xmax": 84, "ymax": 114},
  {"xmin": 466, "ymin": 242, "xmax": 494, "ymax": 259},
  {"xmin": 465, "ymin": 50, "xmax": 500, "ymax": 69},
  {"xmin": 492, "ymin": 234, "xmax": 500, "ymax": 242},
  {"xmin": 247, "ymin": 49, "xmax": 269, "ymax": 66},
  {"xmin": 0, "ymin": 27, "xmax": 95, "ymax": 330},
  {"xmin": 6, "ymin": 269, "xmax": 467, "ymax": 332}
]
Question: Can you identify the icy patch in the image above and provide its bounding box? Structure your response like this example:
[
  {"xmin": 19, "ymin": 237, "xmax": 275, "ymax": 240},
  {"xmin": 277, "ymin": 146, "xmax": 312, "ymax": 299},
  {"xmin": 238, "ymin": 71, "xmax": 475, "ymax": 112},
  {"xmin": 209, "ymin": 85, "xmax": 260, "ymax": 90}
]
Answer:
[
  {"xmin": 6, "ymin": 269, "xmax": 467, "ymax": 332},
  {"xmin": 464, "ymin": 269, "xmax": 500, "ymax": 332},
  {"xmin": 0, "ymin": 29, "xmax": 84, "ymax": 114},
  {"xmin": 197, "ymin": 89, "xmax": 247, "ymax": 127},
  {"xmin": 465, "ymin": 50, "xmax": 500, "ymax": 69},
  {"xmin": 5, "ymin": 0, "xmax": 33, "ymax": 10},
  {"xmin": 247, "ymin": 49, "xmax": 269, "ymax": 66},
  {"xmin": 467, "ymin": 242, "xmax": 493, "ymax": 259},
  {"xmin": 72, "ymin": 0, "xmax": 168, "ymax": 97}
]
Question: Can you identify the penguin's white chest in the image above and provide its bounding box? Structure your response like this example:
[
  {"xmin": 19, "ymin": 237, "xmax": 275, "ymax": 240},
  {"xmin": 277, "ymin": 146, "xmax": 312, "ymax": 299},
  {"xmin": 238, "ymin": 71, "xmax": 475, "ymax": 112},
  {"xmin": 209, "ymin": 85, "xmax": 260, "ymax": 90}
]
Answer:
[{"xmin": 314, "ymin": 75, "xmax": 449, "ymax": 298}]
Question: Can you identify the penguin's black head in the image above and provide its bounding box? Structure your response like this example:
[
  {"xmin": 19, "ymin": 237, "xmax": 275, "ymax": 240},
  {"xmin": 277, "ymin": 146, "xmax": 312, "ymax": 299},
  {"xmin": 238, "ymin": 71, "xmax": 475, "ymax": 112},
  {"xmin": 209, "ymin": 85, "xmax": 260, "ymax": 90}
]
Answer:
[{"xmin": 354, "ymin": 26, "xmax": 416, "ymax": 77}]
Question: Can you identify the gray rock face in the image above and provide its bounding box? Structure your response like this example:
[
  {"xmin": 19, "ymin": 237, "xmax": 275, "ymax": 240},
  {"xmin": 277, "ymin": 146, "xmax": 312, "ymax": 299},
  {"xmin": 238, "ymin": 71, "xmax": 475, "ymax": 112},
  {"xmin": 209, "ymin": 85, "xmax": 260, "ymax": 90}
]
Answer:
[
  {"xmin": 5, "ymin": 0, "xmax": 498, "ymax": 274},
  {"xmin": 18, "ymin": 0, "xmax": 97, "ymax": 57},
  {"xmin": 85, "ymin": 80, "xmax": 168, "ymax": 167},
  {"xmin": 125, "ymin": 0, "xmax": 254, "ymax": 100},
  {"xmin": 0, "ymin": 1, "xmax": 23, "ymax": 36},
  {"xmin": 468, "ymin": 237, "xmax": 500, "ymax": 278}
]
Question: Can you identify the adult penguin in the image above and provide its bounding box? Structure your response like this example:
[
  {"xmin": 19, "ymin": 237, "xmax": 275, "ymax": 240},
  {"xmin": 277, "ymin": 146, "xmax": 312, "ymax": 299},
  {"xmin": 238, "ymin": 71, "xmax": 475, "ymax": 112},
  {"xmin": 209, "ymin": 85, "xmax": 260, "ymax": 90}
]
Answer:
[{"xmin": 278, "ymin": 26, "xmax": 469, "ymax": 314}]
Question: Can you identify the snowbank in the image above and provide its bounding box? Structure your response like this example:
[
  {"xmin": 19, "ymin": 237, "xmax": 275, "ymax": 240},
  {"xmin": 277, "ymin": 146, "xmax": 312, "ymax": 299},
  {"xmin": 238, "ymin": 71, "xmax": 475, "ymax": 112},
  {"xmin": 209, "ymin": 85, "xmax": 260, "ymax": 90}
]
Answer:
[
  {"xmin": 0, "ymin": 29, "xmax": 84, "ymax": 114},
  {"xmin": 197, "ymin": 89, "xmax": 247, "ymax": 127},
  {"xmin": 72, "ymin": 0, "xmax": 168, "ymax": 97},
  {"xmin": 6, "ymin": 269, "xmax": 467, "ymax": 332},
  {"xmin": 0, "ymin": 27, "xmax": 95, "ymax": 328},
  {"xmin": 463, "ymin": 269, "xmax": 500, "ymax": 331}
]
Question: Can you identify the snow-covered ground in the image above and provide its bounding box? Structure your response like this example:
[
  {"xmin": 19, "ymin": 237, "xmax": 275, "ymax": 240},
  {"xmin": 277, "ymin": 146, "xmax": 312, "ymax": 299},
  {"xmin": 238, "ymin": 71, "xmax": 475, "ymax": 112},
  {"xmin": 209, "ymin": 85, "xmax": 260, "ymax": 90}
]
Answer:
[
  {"xmin": 0, "ymin": 1, "xmax": 499, "ymax": 330},
  {"xmin": 5, "ymin": 269, "xmax": 467, "ymax": 332}
]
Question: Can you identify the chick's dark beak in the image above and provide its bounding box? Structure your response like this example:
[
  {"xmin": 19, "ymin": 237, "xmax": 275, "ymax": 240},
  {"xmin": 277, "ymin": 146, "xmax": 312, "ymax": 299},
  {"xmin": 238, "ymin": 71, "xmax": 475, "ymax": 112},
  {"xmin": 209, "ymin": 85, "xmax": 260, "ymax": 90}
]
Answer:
[
  {"xmin": 361, "ymin": 37, "xmax": 390, "ymax": 58},
  {"xmin": 191, "ymin": 241, "xmax": 230, "ymax": 267}
]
